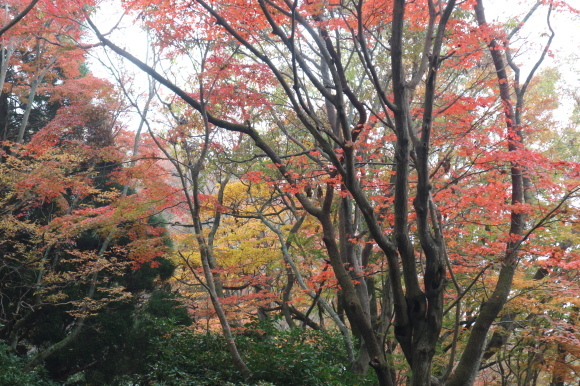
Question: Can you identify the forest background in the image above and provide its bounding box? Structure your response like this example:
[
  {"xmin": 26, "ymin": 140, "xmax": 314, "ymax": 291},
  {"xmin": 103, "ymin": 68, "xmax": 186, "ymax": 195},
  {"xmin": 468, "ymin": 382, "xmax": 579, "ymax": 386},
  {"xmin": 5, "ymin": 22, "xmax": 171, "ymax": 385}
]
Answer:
[{"xmin": 0, "ymin": 0, "xmax": 579, "ymax": 385}]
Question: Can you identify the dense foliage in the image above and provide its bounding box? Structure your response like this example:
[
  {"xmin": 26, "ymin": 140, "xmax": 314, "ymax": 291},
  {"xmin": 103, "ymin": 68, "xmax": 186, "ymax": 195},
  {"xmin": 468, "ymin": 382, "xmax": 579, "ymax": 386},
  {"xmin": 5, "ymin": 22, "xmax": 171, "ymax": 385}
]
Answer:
[
  {"xmin": 122, "ymin": 318, "xmax": 367, "ymax": 385},
  {"xmin": 0, "ymin": 0, "xmax": 579, "ymax": 385}
]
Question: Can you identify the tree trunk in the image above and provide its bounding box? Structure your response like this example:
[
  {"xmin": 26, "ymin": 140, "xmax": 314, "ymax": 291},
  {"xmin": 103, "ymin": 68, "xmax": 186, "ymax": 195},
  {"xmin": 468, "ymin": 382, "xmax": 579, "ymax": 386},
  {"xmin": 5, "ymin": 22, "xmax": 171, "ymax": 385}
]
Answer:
[
  {"xmin": 447, "ymin": 1, "xmax": 526, "ymax": 383},
  {"xmin": 16, "ymin": 55, "xmax": 57, "ymax": 143}
]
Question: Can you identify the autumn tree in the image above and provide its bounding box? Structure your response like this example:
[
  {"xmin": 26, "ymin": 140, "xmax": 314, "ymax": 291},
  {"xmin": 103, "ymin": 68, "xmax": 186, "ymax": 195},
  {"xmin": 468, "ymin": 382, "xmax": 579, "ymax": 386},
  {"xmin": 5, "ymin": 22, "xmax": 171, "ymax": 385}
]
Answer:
[
  {"xmin": 0, "ymin": 2, "xmax": 188, "ymax": 379},
  {"xmin": 82, "ymin": 0, "xmax": 580, "ymax": 384}
]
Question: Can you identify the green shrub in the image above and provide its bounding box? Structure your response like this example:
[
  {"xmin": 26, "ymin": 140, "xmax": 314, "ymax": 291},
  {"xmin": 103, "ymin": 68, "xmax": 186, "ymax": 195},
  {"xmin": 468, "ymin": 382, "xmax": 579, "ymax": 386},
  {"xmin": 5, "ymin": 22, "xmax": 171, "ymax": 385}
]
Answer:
[
  {"xmin": 125, "ymin": 318, "xmax": 375, "ymax": 385},
  {"xmin": 0, "ymin": 343, "xmax": 56, "ymax": 386}
]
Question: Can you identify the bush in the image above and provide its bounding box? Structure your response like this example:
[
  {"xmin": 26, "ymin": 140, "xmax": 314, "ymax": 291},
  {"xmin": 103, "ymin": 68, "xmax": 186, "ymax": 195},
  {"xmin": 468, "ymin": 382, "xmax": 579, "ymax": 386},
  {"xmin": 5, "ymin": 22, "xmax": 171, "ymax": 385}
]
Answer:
[
  {"xmin": 238, "ymin": 319, "xmax": 375, "ymax": 385},
  {"xmin": 126, "ymin": 318, "xmax": 375, "ymax": 385},
  {"xmin": 0, "ymin": 343, "xmax": 56, "ymax": 386}
]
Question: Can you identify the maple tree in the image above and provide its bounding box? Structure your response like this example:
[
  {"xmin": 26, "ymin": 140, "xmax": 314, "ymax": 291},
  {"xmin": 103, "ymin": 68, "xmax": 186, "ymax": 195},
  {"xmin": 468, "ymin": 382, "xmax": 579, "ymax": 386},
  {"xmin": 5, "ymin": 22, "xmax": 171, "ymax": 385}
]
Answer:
[
  {"xmin": 0, "ymin": 3, "xmax": 188, "ymax": 379},
  {"xmin": 84, "ymin": 0, "xmax": 580, "ymax": 384}
]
